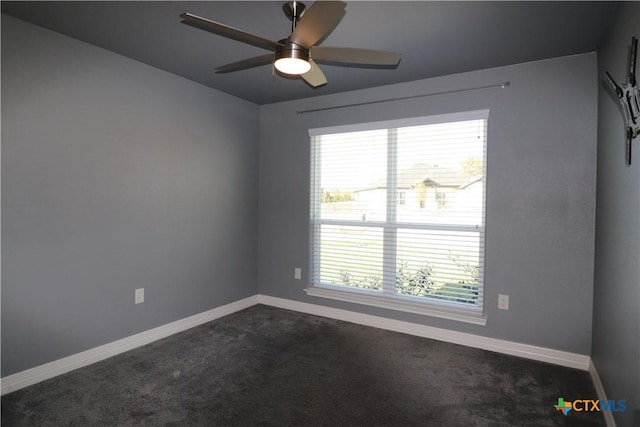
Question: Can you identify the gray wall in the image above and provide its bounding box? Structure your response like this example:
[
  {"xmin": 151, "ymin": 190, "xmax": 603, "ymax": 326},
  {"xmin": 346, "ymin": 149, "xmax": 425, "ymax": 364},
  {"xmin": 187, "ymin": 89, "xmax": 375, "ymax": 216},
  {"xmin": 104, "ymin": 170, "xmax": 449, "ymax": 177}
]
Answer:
[
  {"xmin": 259, "ymin": 53, "xmax": 598, "ymax": 355},
  {"xmin": 593, "ymin": 3, "xmax": 640, "ymax": 425},
  {"xmin": 1, "ymin": 15, "xmax": 259, "ymax": 377}
]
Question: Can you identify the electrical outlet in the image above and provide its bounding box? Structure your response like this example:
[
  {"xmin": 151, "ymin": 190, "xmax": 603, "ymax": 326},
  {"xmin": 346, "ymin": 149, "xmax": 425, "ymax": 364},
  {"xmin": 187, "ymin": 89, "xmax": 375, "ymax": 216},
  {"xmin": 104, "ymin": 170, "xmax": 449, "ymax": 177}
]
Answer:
[
  {"xmin": 498, "ymin": 294, "xmax": 509, "ymax": 310},
  {"xmin": 135, "ymin": 288, "xmax": 144, "ymax": 304},
  {"xmin": 294, "ymin": 268, "xmax": 302, "ymax": 280}
]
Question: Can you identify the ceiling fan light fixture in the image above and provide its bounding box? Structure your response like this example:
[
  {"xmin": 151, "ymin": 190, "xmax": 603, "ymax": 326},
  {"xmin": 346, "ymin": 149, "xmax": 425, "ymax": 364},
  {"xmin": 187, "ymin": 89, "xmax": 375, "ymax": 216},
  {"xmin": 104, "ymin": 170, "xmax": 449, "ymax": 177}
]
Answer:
[
  {"xmin": 274, "ymin": 57, "xmax": 311, "ymax": 75},
  {"xmin": 274, "ymin": 43, "xmax": 311, "ymax": 75}
]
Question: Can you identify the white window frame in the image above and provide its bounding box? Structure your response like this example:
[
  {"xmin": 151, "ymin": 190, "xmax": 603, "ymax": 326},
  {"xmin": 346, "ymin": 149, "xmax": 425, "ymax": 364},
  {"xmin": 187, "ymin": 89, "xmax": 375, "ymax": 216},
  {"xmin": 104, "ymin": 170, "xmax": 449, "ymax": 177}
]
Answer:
[{"xmin": 306, "ymin": 110, "xmax": 488, "ymax": 325}]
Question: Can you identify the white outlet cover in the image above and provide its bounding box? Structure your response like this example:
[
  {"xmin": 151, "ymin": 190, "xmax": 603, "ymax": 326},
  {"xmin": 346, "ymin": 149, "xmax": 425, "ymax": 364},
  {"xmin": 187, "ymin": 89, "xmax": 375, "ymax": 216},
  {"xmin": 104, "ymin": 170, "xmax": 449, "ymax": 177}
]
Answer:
[
  {"xmin": 135, "ymin": 288, "xmax": 144, "ymax": 304},
  {"xmin": 294, "ymin": 268, "xmax": 302, "ymax": 280},
  {"xmin": 498, "ymin": 294, "xmax": 509, "ymax": 310}
]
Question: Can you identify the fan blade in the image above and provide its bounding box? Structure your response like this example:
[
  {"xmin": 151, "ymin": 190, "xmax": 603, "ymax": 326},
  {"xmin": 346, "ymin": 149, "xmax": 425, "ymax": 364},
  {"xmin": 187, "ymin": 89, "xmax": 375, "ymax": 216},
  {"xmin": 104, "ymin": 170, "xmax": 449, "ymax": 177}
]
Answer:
[
  {"xmin": 215, "ymin": 54, "xmax": 274, "ymax": 73},
  {"xmin": 311, "ymin": 47, "xmax": 401, "ymax": 67},
  {"xmin": 301, "ymin": 59, "xmax": 328, "ymax": 87},
  {"xmin": 180, "ymin": 12, "xmax": 282, "ymax": 52},
  {"xmin": 289, "ymin": 1, "xmax": 346, "ymax": 49}
]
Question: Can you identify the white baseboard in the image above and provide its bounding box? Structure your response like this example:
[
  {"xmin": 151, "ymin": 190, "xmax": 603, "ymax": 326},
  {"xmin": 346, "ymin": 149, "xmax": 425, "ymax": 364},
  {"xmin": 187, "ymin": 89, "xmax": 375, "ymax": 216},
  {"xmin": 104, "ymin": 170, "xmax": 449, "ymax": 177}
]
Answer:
[
  {"xmin": 257, "ymin": 294, "xmax": 592, "ymax": 370},
  {"xmin": 589, "ymin": 360, "xmax": 617, "ymax": 427},
  {"xmin": 2, "ymin": 293, "xmax": 594, "ymax": 396},
  {"xmin": 0, "ymin": 295, "xmax": 259, "ymax": 395}
]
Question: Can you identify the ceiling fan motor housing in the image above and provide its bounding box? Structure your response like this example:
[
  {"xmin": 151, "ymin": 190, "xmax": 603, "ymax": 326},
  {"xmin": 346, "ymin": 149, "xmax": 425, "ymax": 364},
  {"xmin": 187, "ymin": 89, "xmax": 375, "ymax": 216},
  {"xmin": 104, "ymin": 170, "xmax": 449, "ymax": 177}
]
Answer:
[{"xmin": 277, "ymin": 40, "xmax": 310, "ymax": 63}]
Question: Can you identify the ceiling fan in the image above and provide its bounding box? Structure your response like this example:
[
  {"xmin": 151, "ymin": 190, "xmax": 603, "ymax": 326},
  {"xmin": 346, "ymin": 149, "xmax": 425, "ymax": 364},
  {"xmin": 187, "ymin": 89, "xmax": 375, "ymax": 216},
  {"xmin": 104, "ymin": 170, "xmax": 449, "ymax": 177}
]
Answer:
[{"xmin": 180, "ymin": 1, "xmax": 401, "ymax": 87}]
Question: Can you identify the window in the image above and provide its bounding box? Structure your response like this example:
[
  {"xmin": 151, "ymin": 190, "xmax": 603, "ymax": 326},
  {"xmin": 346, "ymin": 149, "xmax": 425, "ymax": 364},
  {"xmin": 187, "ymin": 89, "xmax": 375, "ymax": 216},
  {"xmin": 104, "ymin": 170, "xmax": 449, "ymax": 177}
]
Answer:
[
  {"xmin": 435, "ymin": 190, "xmax": 447, "ymax": 209},
  {"xmin": 398, "ymin": 191, "xmax": 406, "ymax": 205},
  {"xmin": 307, "ymin": 111, "xmax": 487, "ymax": 324}
]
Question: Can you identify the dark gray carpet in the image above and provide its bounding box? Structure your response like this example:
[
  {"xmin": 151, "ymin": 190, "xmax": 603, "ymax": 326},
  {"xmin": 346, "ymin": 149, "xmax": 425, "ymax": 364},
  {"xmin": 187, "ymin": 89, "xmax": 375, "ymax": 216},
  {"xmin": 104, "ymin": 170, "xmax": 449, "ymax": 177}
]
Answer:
[{"xmin": 2, "ymin": 305, "xmax": 604, "ymax": 426}]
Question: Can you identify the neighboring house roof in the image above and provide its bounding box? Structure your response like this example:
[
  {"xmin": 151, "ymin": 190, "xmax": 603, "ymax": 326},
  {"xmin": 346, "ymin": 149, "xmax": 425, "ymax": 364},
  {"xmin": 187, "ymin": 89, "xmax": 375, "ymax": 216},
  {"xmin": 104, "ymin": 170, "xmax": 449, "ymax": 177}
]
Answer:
[
  {"xmin": 355, "ymin": 164, "xmax": 476, "ymax": 192},
  {"xmin": 458, "ymin": 176, "xmax": 484, "ymax": 190},
  {"xmin": 398, "ymin": 164, "xmax": 470, "ymax": 188}
]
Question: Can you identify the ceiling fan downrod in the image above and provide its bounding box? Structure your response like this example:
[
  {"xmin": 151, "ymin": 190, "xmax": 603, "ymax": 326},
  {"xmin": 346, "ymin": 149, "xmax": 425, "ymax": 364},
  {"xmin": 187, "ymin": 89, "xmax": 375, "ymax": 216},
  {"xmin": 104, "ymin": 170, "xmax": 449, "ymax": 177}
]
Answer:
[{"xmin": 283, "ymin": 1, "xmax": 306, "ymax": 32}]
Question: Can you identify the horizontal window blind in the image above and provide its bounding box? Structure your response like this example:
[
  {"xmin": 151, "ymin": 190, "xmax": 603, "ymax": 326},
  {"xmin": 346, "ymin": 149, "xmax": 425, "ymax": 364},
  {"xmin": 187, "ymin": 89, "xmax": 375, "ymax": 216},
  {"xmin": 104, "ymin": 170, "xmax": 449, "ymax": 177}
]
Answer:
[{"xmin": 310, "ymin": 111, "xmax": 487, "ymax": 313}]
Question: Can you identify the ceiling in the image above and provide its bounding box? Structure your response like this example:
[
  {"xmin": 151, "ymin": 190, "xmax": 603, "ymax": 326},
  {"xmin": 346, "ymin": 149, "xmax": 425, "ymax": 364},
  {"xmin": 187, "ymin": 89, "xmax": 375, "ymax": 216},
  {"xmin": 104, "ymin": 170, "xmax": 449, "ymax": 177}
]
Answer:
[{"xmin": 1, "ymin": 1, "xmax": 622, "ymax": 105}]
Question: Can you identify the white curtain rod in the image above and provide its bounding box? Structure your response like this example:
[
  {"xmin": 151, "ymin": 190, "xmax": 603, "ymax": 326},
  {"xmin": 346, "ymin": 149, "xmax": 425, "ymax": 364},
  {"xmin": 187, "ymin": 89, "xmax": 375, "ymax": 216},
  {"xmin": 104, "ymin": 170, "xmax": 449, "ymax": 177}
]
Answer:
[{"xmin": 296, "ymin": 81, "xmax": 511, "ymax": 115}]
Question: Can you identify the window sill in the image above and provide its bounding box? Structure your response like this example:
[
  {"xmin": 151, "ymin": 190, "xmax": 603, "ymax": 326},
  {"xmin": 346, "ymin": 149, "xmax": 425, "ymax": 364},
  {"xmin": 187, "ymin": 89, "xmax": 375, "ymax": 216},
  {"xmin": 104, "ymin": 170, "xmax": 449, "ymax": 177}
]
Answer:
[{"xmin": 304, "ymin": 286, "xmax": 487, "ymax": 326}]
